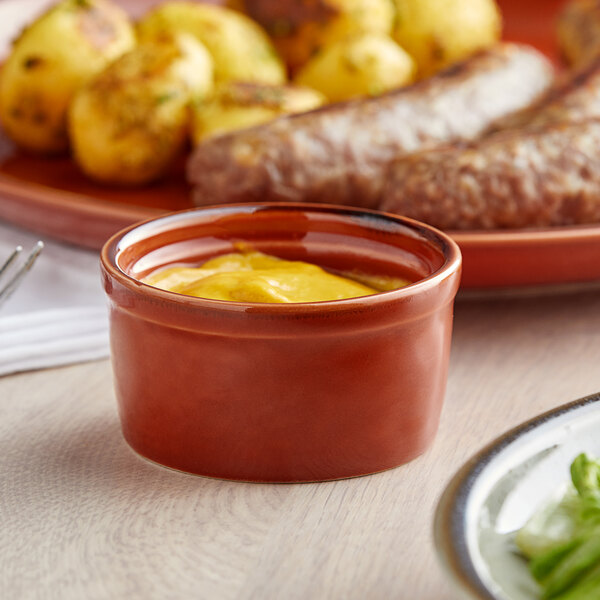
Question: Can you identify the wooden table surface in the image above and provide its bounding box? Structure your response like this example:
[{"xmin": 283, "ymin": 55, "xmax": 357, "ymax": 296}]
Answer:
[{"xmin": 2, "ymin": 289, "xmax": 600, "ymax": 600}]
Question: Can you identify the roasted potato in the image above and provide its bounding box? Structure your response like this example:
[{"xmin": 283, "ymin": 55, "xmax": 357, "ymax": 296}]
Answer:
[
  {"xmin": 557, "ymin": 0, "xmax": 600, "ymax": 67},
  {"xmin": 192, "ymin": 81, "xmax": 325, "ymax": 142},
  {"xmin": 243, "ymin": 0, "xmax": 395, "ymax": 74},
  {"xmin": 392, "ymin": 0, "xmax": 502, "ymax": 78},
  {"xmin": 137, "ymin": 2, "xmax": 286, "ymax": 85},
  {"xmin": 294, "ymin": 33, "xmax": 416, "ymax": 102},
  {"xmin": 0, "ymin": 0, "xmax": 135, "ymax": 154},
  {"xmin": 69, "ymin": 34, "xmax": 213, "ymax": 185},
  {"xmin": 221, "ymin": 0, "xmax": 245, "ymax": 11}
]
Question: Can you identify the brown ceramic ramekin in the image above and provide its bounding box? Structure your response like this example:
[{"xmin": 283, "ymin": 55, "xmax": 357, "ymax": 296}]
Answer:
[{"xmin": 100, "ymin": 203, "xmax": 462, "ymax": 482}]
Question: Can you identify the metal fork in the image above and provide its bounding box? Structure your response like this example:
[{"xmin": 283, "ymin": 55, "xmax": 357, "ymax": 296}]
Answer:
[{"xmin": 0, "ymin": 241, "xmax": 44, "ymax": 307}]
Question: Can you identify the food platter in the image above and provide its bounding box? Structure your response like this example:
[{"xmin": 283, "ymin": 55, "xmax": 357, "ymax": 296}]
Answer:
[
  {"xmin": 1, "ymin": 0, "xmax": 597, "ymax": 291},
  {"xmin": 433, "ymin": 392, "xmax": 600, "ymax": 600}
]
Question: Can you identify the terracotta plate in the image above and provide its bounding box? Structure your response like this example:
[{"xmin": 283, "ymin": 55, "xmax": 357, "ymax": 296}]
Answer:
[
  {"xmin": 434, "ymin": 392, "xmax": 600, "ymax": 599},
  {"xmin": 0, "ymin": 0, "xmax": 593, "ymax": 291}
]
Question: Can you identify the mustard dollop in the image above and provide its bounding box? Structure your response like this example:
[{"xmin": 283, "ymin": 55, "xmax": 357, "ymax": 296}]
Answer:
[{"xmin": 143, "ymin": 250, "xmax": 404, "ymax": 303}]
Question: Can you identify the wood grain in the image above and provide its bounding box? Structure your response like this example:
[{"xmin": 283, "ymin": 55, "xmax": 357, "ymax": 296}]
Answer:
[{"xmin": 2, "ymin": 290, "xmax": 600, "ymax": 599}]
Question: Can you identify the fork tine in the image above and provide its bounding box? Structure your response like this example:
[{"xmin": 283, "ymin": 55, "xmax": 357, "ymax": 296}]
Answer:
[
  {"xmin": 0, "ymin": 241, "xmax": 44, "ymax": 306},
  {"xmin": 0, "ymin": 245, "xmax": 23, "ymax": 278}
]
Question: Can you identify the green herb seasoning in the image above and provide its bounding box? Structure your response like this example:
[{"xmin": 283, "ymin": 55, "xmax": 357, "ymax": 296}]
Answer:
[{"xmin": 516, "ymin": 453, "xmax": 600, "ymax": 599}]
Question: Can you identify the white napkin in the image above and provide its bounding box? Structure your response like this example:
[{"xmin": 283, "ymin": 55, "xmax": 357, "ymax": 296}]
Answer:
[{"xmin": 0, "ymin": 221, "xmax": 110, "ymax": 377}]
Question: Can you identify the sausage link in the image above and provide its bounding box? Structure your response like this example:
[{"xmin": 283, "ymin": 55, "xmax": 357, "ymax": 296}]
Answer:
[
  {"xmin": 380, "ymin": 120, "xmax": 600, "ymax": 230},
  {"xmin": 187, "ymin": 43, "xmax": 553, "ymax": 209},
  {"xmin": 493, "ymin": 54, "xmax": 600, "ymax": 131}
]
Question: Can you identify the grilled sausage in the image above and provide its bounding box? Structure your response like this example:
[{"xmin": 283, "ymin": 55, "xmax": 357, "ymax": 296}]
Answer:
[
  {"xmin": 187, "ymin": 43, "xmax": 553, "ymax": 209},
  {"xmin": 380, "ymin": 120, "xmax": 600, "ymax": 230},
  {"xmin": 491, "ymin": 53, "xmax": 600, "ymax": 131}
]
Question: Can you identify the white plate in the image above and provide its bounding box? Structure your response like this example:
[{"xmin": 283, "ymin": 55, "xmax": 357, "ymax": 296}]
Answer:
[{"xmin": 434, "ymin": 392, "xmax": 600, "ymax": 600}]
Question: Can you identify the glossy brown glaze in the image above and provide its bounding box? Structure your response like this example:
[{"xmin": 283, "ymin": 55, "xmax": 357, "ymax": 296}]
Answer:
[
  {"xmin": 187, "ymin": 43, "xmax": 553, "ymax": 210},
  {"xmin": 100, "ymin": 204, "xmax": 462, "ymax": 482}
]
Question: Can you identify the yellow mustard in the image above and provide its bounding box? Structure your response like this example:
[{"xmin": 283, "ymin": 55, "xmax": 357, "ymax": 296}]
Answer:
[{"xmin": 143, "ymin": 250, "xmax": 405, "ymax": 303}]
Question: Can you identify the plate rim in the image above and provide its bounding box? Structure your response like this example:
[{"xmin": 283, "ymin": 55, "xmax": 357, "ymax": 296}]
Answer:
[
  {"xmin": 450, "ymin": 224, "xmax": 600, "ymax": 246},
  {"xmin": 433, "ymin": 391, "xmax": 600, "ymax": 600},
  {"xmin": 0, "ymin": 169, "xmax": 159, "ymax": 221},
  {"xmin": 4, "ymin": 168, "xmax": 600, "ymax": 243}
]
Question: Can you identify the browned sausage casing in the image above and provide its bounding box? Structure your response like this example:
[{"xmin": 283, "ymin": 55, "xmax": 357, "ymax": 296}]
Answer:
[
  {"xmin": 492, "ymin": 53, "xmax": 600, "ymax": 131},
  {"xmin": 380, "ymin": 120, "xmax": 600, "ymax": 230},
  {"xmin": 187, "ymin": 43, "xmax": 553, "ymax": 209}
]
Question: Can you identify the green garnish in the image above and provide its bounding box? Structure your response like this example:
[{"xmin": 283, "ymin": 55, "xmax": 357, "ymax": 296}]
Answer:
[
  {"xmin": 155, "ymin": 92, "xmax": 177, "ymax": 105},
  {"xmin": 516, "ymin": 453, "xmax": 600, "ymax": 599}
]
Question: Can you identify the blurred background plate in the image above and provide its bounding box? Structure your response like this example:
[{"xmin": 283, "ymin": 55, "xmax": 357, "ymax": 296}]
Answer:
[
  {"xmin": 434, "ymin": 392, "xmax": 600, "ymax": 600},
  {"xmin": 2, "ymin": 0, "xmax": 597, "ymax": 292}
]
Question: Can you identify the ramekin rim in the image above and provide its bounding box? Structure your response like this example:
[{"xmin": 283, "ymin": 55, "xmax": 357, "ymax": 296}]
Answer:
[{"xmin": 100, "ymin": 202, "xmax": 462, "ymax": 313}]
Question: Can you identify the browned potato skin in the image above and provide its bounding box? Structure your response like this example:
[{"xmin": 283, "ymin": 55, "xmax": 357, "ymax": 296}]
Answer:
[
  {"xmin": 69, "ymin": 34, "xmax": 213, "ymax": 185},
  {"xmin": 293, "ymin": 33, "xmax": 416, "ymax": 102},
  {"xmin": 190, "ymin": 0, "xmax": 245, "ymax": 7},
  {"xmin": 557, "ymin": 0, "xmax": 600, "ymax": 67},
  {"xmin": 392, "ymin": 0, "xmax": 502, "ymax": 78},
  {"xmin": 192, "ymin": 81, "xmax": 325, "ymax": 142},
  {"xmin": 242, "ymin": 0, "xmax": 394, "ymax": 75},
  {"xmin": 222, "ymin": 0, "xmax": 245, "ymax": 10},
  {"xmin": 0, "ymin": 0, "xmax": 135, "ymax": 154},
  {"xmin": 137, "ymin": 2, "xmax": 286, "ymax": 85},
  {"xmin": 243, "ymin": 0, "xmax": 336, "ymax": 73}
]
